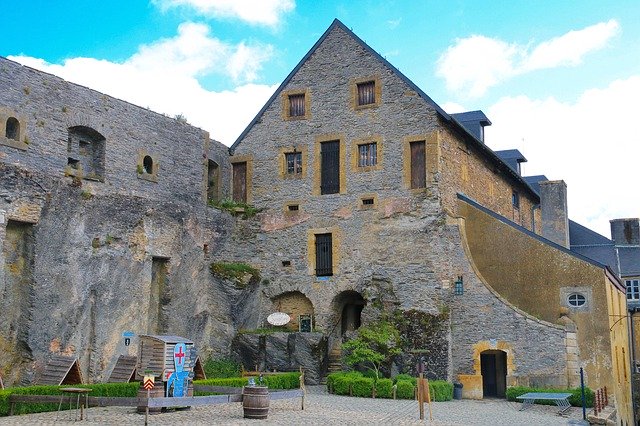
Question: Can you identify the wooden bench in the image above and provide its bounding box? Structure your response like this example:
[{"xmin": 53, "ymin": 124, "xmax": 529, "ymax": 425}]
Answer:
[{"xmin": 516, "ymin": 392, "xmax": 573, "ymax": 414}]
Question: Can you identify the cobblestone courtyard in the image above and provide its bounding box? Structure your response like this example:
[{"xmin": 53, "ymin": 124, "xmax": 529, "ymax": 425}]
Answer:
[{"xmin": 0, "ymin": 386, "xmax": 589, "ymax": 425}]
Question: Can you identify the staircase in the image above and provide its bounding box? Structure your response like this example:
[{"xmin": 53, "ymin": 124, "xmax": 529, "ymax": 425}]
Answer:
[{"xmin": 320, "ymin": 347, "xmax": 343, "ymax": 384}]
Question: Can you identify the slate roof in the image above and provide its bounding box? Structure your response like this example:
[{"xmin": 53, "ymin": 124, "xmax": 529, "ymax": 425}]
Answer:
[
  {"xmin": 496, "ymin": 149, "xmax": 527, "ymax": 175},
  {"xmin": 230, "ymin": 19, "xmax": 539, "ymax": 199},
  {"xmin": 619, "ymin": 246, "xmax": 640, "ymax": 277}
]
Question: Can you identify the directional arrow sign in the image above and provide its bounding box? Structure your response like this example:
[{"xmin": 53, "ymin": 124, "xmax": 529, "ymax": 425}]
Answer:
[{"xmin": 143, "ymin": 375, "xmax": 155, "ymax": 390}]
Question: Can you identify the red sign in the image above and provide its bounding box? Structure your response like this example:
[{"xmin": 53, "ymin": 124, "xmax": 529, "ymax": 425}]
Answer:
[{"xmin": 143, "ymin": 376, "xmax": 155, "ymax": 390}]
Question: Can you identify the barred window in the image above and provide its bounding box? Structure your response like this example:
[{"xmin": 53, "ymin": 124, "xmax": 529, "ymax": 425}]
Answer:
[
  {"xmin": 357, "ymin": 81, "xmax": 375, "ymax": 106},
  {"xmin": 315, "ymin": 233, "xmax": 333, "ymax": 276},
  {"xmin": 358, "ymin": 143, "xmax": 377, "ymax": 167},
  {"xmin": 288, "ymin": 94, "xmax": 305, "ymax": 117},
  {"xmin": 285, "ymin": 152, "xmax": 302, "ymax": 175}
]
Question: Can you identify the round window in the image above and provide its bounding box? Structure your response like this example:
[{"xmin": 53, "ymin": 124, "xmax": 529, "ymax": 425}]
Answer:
[{"xmin": 567, "ymin": 293, "xmax": 586, "ymax": 307}]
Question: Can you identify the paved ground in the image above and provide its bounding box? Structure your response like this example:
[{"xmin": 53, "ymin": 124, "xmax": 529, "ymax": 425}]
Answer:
[{"xmin": 0, "ymin": 386, "xmax": 590, "ymax": 425}]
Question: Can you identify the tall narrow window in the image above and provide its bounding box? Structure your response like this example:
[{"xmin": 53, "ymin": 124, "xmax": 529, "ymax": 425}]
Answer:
[
  {"xmin": 358, "ymin": 143, "xmax": 377, "ymax": 167},
  {"xmin": 285, "ymin": 152, "xmax": 302, "ymax": 175},
  {"xmin": 67, "ymin": 126, "xmax": 106, "ymax": 181},
  {"xmin": 232, "ymin": 162, "xmax": 247, "ymax": 203},
  {"xmin": 410, "ymin": 140, "xmax": 426, "ymax": 189},
  {"xmin": 6, "ymin": 117, "xmax": 20, "ymax": 141},
  {"xmin": 315, "ymin": 233, "xmax": 333, "ymax": 276},
  {"xmin": 288, "ymin": 94, "xmax": 305, "ymax": 117},
  {"xmin": 627, "ymin": 279, "xmax": 640, "ymax": 300},
  {"xmin": 512, "ymin": 191, "xmax": 520, "ymax": 209},
  {"xmin": 357, "ymin": 81, "xmax": 376, "ymax": 106},
  {"xmin": 142, "ymin": 155, "xmax": 153, "ymax": 174},
  {"xmin": 320, "ymin": 141, "xmax": 340, "ymax": 195}
]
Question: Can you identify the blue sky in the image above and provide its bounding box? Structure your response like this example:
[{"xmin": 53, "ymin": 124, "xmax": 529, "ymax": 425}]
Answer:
[{"xmin": 1, "ymin": 1, "xmax": 639, "ymax": 236}]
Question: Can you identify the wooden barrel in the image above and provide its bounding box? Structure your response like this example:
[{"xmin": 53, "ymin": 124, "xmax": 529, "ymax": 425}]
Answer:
[
  {"xmin": 136, "ymin": 383, "xmax": 164, "ymax": 414},
  {"xmin": 242, "ymin": 386, "xmax": 269, "ymax": 419}
]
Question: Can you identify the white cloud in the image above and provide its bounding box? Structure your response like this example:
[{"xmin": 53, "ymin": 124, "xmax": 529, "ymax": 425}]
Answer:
[
  {"xmin": 441, "ymin": 101, "xmax": 467, "ymax": 114},
  {"xmin": 437, "ymin": 19, "xmax": 620, "ymax": 97},
  {"xmin": 153, "ymin": 0, "xmax": 295, "ymax": 27},
  {"xmin": 484, "ymin": 75, "xmax": 640, "ymax": 236},
  {"xmin": 9, "ymin": 22, "xmax": 277, "ymax": 144}
]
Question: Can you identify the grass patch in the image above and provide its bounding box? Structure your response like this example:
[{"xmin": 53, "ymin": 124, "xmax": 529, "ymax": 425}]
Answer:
[
  {"xmin": 208, "ymin": 199, "xmax": 261, "ymax": 219},
  {"xmin": 210, "ymin": 262, "xmax": 260, "ymax": 286}
]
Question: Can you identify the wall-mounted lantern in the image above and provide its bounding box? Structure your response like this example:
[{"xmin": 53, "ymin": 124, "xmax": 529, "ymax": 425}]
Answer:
[{"xmin": 454, "ymin": 276, "xmax": 464, "ymax": 295}]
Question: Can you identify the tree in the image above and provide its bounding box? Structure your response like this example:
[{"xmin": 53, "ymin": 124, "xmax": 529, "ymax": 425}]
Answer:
[{"xmin": 341, "ymin": 320, "xmax": 401, "ymax": 380}]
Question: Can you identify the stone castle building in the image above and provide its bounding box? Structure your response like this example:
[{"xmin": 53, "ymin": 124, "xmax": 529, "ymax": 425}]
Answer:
[{"xmin": 0, "ymin": 19, "xmax": 633, "ymax": 423}]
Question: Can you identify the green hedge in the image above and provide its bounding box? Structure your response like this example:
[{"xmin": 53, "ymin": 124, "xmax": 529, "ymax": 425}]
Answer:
[
  {"xmin": 395, "ymin": 380, "xmax": 415, "ymax": 399},
  {"xmin": 326, "ymin": 373, "xmax": 452, "ymax": 401},
  {"xmin": 506, "ymin": 386, "xmax": 594, "ymax": 408},
  {"xmin": 202, "ymin": 358, "xmax": 241, "ymax": 378},
  {"xmin": 193, "ymin": 372, "xmax": 301, "ymax": 390},
  {"xmin": 0, "ymin": 383, "xmax": 139, "ymax": 416},
  {"xmin": 375, "ymin": 378, "xmax": 393, "ymax": 398}
]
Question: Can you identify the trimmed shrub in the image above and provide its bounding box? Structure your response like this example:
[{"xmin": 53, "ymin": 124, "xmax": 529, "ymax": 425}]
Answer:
[
  {"xmin": 351, "ymin": 377, "xmax": 374, "ymax": 397},
  {"xmin": 333, "ymin": 376, "xmax": 352, "ymax": 395},
  {"xmin": 506, "ymin": 386, "xmax": 594, "ymax": 408},
  {"xmin": 375, "ymin": 378, "xmax": 393, "ymax": 398},
  {"xmin": 429, "ymin": 380, "xmax": 453, "ymax": 402},
  {"xmin": 326, "ymin": 371, "xmax": 362, "ymax": 393},
  {"xmin": 394, "ymin": 374, "xmax": 416, "ymax": 385},
  {"xmin": 264, "ymin": 372, "xmax": 301, "ymax": 389},
  {"xmin": 0, "ymin": 383, "xmax": 139, "ymax": 416},
  {"xmin": 193, "ymin": 377, "xmax": 249, "ymax": 388},
  {"xmin": 396, "ymin": 380, "xmax": 415, "ymax": 399}
]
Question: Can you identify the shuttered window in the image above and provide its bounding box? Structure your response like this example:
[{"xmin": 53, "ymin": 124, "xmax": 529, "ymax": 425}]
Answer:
[
  {"xmin": 285, "ymin": 152, "xmax": 302, "ymax": 175},
  {"xmin": 315, "ymin": 233, "xmax": 333, "ymax": 276},
  {"xmin": 320, "ymin": 141, "xmax": 340, "ymax": 194},
  {"xmin": 288, "ymin": 94, "xmax": 305, "ymax": 117},
  {"xmin": 357, "ymin": 81, "xmax": 376, "ymax": 106},
  {"xmin": 358, "ymin": 143, "xmax": 377, "ymax": 167}
]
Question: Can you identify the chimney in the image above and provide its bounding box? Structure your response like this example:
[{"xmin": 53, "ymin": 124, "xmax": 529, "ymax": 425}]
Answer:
[
  {"xmin": 539, "ymin": 180, "xmax": 569, "ymax": 248},
  {"xmin": 610, "ymin": 218, "xmax": 640, "ymax": 246}
]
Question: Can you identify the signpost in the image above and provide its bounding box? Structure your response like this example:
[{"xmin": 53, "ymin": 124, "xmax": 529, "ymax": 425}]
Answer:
[{"xmin": 143, "ymin": 375, "xmax": 154, "ymax": 426}]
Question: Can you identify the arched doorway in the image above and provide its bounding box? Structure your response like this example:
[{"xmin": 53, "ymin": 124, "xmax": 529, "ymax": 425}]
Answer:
[
  {"xmin": 331, "ymin": 291, "xmax": 366, "ymax": 336},
  {"xmin": 271, "ymin": 291, "xmax": 314, "ymax": 332},
  {"xmin": 480, "ymin": 350, "xmax": 507, "ymax": 398}
]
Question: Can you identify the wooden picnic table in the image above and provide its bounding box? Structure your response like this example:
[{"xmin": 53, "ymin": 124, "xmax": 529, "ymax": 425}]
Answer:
[{"xmin": 516, "ymin": 392, "xmax": 573, "ymax": 414}]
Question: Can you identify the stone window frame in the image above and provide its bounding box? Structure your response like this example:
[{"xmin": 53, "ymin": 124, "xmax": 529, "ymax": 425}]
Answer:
[
  {"xmin": 359, "ymin": 193, "xmax": 378, "ymax": 210},
  {"xmin": 66, "ymin": 125, "xmax": 107, "ymax": 182},
  {"xmin": 307, "ymin": 226, "xmax": 340, "ymax": 277},
  {"xmin": 351, "ymin": 136, "xmax": 383, "ymax": 172},
  {"xmin": 278, "ymin": 146, "xmax": 308, "ymax": 179},
  {"xmin": 284, "ymin": 200, "xmax": 302, "ymax": 214},
  {"xmin": 137, "ymin": 150, "xmax": 159, "ymax": 183},
  {"xmin": 0, "ymin": 108, "xmax": 28, "ymax": 151},
  {"xmin": 351, "ymin": 76, "xmax": 381, "ymax": 110},
  {"xmin": 282, "ymin": 89, "xmax": 311, "ymax": 121},
  {"xmin": 560, "ymin": 286, "xmax": 592, "ymax": 312},
  {"xmin": 313, "ymin": 134, "xmax": 347, "ymax": 196},
  {"xmin": 512, "ymin": 190, "xmax": 520, "ymax": 209},
  {"xmin": 402, "ymin": 131, "xmax": 440, "ymax": 191}
]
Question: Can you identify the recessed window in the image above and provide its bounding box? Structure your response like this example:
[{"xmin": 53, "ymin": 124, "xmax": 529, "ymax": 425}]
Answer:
[
  {"xmin": 627, "ymin": 279, "xmax": 640, "ymax": 300},
  {"xmin": 287, "ymin": 204, "xmax": 299, "ymax": 212},
  {"xmin": 315, "ymin": 233, "xmax": 333, "ymax": 276},
  {"xmin": 567, "ymin": 293, "xmax": 586, "ymax": 307},
  {"xmin": 320, "ymin": 141, "xmax": 340, "ymax": 195},
  {"xmin": 5, "ymin": 117, "xmax": 19, "ymax": 141},
  {"xmin": 282, "ymin": 260, "xmax": 291, "ymax": 267},
  {"xmin": 454, "ymin": 276, "xmax": 464, "ymax": 295},
  {"xmin": 362, "ymin": 198, "xmax": 374, "ymax": 206},
  {"xmin": 67, "ymin": 126, "xmax": 106, "ymax": 181},
  {"xmin": 358, "ymin": 143, "xmax": 377, "ymax": 167},
  {"xmin": 143, "ymin": 155, "xmax": 153, "ymax": 174},
  {"xmin": 285, "ymin": 152, "xmax": 303, "ymax": 175},
  {"xmin": 512, "ymin": 191, "xmax": 520, "ymax": 209},
  {"xmin": 288, "ymin": 94, "xmax": 305, "ymax": 117},
  {"xmin": 356, "ymin": 81, "xmax": 376, "ymax": 106}
]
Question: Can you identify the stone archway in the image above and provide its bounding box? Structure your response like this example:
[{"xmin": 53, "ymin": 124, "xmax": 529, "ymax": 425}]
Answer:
[
  {"xmin": 270, "ymin": 291, "xmax": 314, "ymax": 332},
  {"xmin": 331, "ymin": 290, "xmax": 366, "ymax": 337}
]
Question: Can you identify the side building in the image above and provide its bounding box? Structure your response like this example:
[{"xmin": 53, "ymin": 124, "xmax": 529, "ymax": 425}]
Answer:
[{"xmin": 229, "ymin": 19, "xmax": 632, "ymax": 422}]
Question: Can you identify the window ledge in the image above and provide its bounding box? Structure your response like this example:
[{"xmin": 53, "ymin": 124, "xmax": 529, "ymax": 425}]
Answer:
[
  {"xmin": 138, "ymin": 173, "xmax": 158, "ymax": 183},
  {"xmin": 0, "ymin": 136, "xmax": 28, "ymax": 151}
]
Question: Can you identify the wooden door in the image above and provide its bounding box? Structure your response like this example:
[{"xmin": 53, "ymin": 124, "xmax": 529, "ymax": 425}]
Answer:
[
  {"xmin": 232, "ymin": 162, "xmax": 247, "ymax": 203},
  {"xmin": 410, "ymin": 141, "xmax": 426, "ymax": 189},
  {"xmin": 320, "ymin": 141, "xmax": 340, "ymax": 194}
]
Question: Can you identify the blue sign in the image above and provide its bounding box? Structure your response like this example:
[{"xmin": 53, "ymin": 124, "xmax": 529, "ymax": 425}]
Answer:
[{"xmin": 166, "ymin": 343, "xmax": 190, "ymax": 397}]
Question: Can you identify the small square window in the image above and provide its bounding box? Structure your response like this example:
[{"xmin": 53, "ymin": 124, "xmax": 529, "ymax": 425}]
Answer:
[
  {"xmin": 285, "ymin": 152, "xmax": 303, "ymax": 175},
  {"xmin": 512, "ymin": 191, "xmax": 520, "ymax": 209},
  {"xmin": 282, "ymin": 260, "xmax": 291, "ymax": 267},
  {"xmin": 287, "ymin": 204, "xmax": 299, "ymax": 211},
  {"xmin": 357, "ymin": 81, "xmax": 376, "ymax": 106},
  {"xmin": 358, "ymin": 143, "xmax": 377, "ymax": 167},
  {"xmin": 362, "ymin": 198, "xmax": 374, "ymax": 206},
  {"xmin": 288, "ymin": 94, "xmax": 305, "ymax": 117}
]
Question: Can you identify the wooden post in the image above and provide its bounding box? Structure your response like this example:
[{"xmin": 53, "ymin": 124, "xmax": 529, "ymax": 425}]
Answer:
[
  {"xmin": 145, "ymin": 388, "xmax": 149, "ymax": 426},
  {"xmin": 392, "ymin": 384, "xmax": 396, "ymax": 400},
  {"xmin": 299, "ymin": 367, "xmax": 305, "ymax": 410},
  {"xmin": 424, "ymin": 378, "xmax": 433, "ymax": 422},
  {"xmin": 9, "ymin": 401, "xmax": 14, "ymax": 416},
  {"xmin": 418, "ymin": 373, "xmax": 424, "ymax": 420}
]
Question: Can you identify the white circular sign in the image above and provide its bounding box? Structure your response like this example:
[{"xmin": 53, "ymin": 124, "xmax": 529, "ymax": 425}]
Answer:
[{"xmin": 267, "ymin": 312, "xmax": 291, "ymax": 326}]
